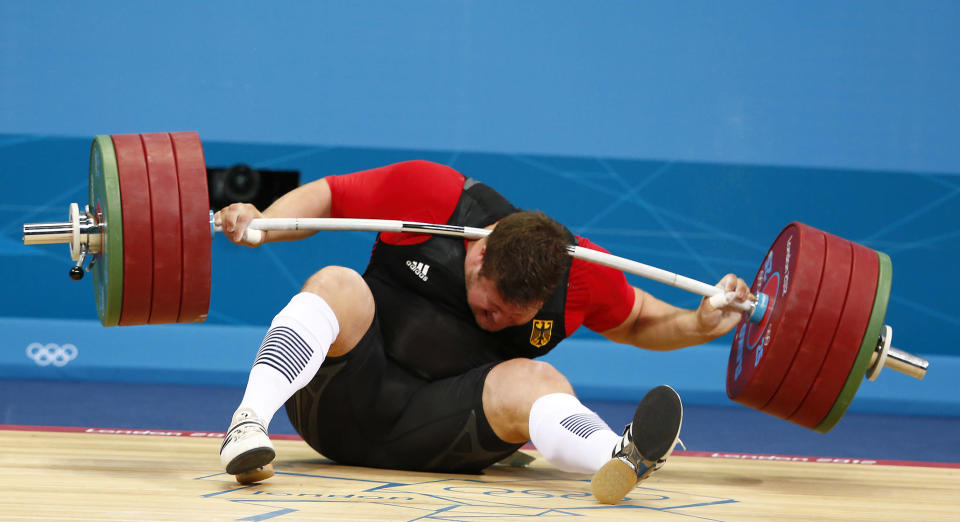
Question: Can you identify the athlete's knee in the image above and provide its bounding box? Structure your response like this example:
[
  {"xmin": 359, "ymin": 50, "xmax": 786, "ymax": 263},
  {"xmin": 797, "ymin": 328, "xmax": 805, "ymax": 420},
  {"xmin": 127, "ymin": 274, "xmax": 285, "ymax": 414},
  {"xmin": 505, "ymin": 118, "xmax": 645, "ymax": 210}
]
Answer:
[
  {"xmin": 300, "ymin": 266, "xmax": 374, "ymax": 356},
  {"xmin": 483, "ymin": 359, "xmax": 574, "ymax": 443},
  {"xmin": 303, "ymin": 266, "xmax": 363, "ymax": 295},
  {"xmin": 496, "ymin": 359, "xmax": 573, "ymax": 395}
]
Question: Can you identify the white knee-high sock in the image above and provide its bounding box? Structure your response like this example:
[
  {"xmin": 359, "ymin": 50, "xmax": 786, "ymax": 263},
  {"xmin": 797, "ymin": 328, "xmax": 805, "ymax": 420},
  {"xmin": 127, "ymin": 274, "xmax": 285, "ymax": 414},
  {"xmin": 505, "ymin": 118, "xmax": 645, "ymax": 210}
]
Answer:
[
  {"xmin": 237, "ymin": 292, "xmax": 340, "ymax": 429},
  {"xmin": 528, "ymin": 393, "xmax": 620, "ymax": 474}
]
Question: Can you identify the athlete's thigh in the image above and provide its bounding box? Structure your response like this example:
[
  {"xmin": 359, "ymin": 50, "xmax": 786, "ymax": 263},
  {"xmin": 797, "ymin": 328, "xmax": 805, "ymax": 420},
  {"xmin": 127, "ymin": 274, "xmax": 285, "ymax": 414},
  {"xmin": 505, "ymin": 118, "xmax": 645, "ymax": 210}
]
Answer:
[
  {"xmin": 369, "ymin": 361, "xmax": 523, "ymax": 473},
  {"xmin": 285, "ymin": 321, "xmax": 520, "ymax": 473},
  {"xmin": 283, "ymin": 311, "xmax": 406, "ymax": 460}
]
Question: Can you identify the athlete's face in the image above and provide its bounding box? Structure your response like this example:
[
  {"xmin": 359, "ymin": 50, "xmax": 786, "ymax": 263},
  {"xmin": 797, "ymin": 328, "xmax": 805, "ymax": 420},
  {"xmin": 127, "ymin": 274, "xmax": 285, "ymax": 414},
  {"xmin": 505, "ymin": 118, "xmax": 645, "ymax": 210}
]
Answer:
[
  {"xmin": 466, "ymin": 273, "xmax": 541, "ymax": 332},
  {"xmin": 463, "ymin": 236, "xmax": 541, "ymax": 331}
]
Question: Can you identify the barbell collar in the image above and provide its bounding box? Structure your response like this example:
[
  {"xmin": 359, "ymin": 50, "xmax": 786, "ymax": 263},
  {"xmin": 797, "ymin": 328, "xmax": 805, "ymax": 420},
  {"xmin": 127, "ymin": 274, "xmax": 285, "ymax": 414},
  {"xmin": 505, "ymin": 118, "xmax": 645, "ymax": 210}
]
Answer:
[
  {"xmin": 69, "ymin": 243, "xmax": 88, "ymax": 281},
  {"xmin": 22, "ymin": 203, "xmax": 103, "ymax": 264}
]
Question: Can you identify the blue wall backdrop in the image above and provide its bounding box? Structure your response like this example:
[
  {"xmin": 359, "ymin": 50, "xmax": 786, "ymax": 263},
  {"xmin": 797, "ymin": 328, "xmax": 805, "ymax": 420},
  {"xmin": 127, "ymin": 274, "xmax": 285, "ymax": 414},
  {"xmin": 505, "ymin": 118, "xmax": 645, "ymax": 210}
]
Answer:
[
  {"xmin": 1, "ymin": 1, "xmax": 957, "ymax": 414},
  {"xmin": 2, "ymin": 1, "xmax": 959, "ymax": 173}
]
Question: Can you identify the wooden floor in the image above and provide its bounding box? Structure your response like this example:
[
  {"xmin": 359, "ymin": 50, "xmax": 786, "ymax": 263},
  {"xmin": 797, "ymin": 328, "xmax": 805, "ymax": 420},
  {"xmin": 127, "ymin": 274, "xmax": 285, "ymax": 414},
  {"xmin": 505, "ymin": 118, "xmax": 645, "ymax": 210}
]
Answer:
[{"xmin": 1, "ymin": 428, "xmax": 958, "ymax": 521}]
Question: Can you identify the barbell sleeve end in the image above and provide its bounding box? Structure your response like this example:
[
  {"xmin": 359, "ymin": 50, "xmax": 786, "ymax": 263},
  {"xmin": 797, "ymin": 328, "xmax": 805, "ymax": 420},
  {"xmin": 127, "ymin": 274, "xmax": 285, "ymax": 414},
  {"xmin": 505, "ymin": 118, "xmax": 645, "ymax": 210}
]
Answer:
[
  {"xmin": 23, "ymin": 221, "xmax": 74, "ymax": 246},
  {"xmin": 884, "ymin": 346, "xmax": 928, "ymax": 380},
  {"xmin": 867, "ymin": 325, "xmax": 929, "ymax": 381}
]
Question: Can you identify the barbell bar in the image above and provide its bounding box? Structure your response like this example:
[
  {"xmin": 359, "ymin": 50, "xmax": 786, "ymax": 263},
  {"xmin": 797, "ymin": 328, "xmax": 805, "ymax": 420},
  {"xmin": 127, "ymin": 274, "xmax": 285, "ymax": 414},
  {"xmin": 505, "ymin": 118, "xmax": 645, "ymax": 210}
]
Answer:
[
  {"xmin": 20, "ymin": 132, "xmax": 929, "ymax": 433},
  {"xmin": 213, "ymin": 216, "xmax": 767, "ymax": 318}
]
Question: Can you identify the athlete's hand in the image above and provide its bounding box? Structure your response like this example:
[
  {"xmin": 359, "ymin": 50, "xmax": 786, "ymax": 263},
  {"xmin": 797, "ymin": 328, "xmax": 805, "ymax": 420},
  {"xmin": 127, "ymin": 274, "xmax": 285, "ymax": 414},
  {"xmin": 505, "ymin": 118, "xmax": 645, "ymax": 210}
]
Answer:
[
  {"xmin": 697, "ymin": 273, "xmax": 753, "ymax": 337},
  {"xmin": 214, "ymin": 203, "xmax": 264, "ymax": 247}
]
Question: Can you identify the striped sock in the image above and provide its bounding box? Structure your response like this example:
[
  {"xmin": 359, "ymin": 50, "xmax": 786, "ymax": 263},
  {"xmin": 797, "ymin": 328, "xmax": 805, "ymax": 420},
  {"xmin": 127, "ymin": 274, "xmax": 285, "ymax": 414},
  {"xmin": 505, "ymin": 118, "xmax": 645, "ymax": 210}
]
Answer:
[
  {"xmin": 529, "ymin": 393, "xmax": 620, "ymax": 474},
  {"xmin": 237, "ymin": 292, "xmax": 339, "ymax": 429}
]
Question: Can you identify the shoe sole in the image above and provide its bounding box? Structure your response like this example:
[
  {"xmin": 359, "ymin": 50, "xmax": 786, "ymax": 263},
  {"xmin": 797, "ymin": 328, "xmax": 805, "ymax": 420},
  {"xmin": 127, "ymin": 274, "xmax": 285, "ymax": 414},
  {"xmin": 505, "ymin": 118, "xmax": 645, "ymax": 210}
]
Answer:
[
  {"xmin": 590, "ymin": 385, "xmax": 683, "ymax": 505},
  {"xmin": 225, "ymin": 447, "xmax": 276, "ymax": 476},
  {"xmin": 591, "ymin": 458, "xmax": 637, "ymax": 505},
  {"xmin": 631, "ymin": 385, "xmax": 683, "ymax": 461},
  {"xmin": 235, "ymin": 463, "xmax": 276, "ymax": 485}
]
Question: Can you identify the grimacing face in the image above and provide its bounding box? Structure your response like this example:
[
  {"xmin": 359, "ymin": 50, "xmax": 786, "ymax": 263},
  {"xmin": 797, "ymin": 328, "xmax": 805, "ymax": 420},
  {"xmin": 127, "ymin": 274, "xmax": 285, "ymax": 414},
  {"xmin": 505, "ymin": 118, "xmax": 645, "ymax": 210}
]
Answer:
[{"xmin": 465, "ymin": 270, "xmax": 541, "ymax": 332}]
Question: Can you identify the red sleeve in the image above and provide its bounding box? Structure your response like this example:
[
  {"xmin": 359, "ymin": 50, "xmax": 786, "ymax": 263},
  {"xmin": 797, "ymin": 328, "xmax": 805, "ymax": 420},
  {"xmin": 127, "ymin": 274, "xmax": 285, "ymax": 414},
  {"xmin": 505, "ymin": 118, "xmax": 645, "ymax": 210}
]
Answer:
[
  {"xmin": 564, "ymin": 236, "xmax": 636, "ymax": 335},
  {"xmin": 326, "ymin": 160, "xmax": 465, "ymax": 245}
]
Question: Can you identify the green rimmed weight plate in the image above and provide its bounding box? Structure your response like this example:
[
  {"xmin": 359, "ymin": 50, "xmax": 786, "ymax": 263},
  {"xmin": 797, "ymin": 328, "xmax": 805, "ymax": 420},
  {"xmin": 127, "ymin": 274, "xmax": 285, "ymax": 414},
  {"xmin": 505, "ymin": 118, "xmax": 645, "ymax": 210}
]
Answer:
[
  {"xmin": 88, "ymin": 135, "xmax": 124, "ymax": 326},
  {"xmin": 814, "ymin": 250, "xmax": 892, "ymax": 433}
]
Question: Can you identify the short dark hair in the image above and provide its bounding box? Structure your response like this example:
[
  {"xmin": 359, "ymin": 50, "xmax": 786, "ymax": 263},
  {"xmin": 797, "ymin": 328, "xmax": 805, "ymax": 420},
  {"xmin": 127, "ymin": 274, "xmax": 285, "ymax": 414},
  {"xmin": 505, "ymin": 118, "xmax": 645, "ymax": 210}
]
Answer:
[{"xmin": 479, "ymin": 210, "xmax": 570, "ymax": 306}]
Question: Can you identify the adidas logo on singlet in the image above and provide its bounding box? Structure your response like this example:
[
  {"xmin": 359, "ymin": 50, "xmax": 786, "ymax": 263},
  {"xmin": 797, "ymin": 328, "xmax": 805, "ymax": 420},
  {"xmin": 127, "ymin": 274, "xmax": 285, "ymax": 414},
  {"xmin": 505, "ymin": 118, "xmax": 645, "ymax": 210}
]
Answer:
[{"xmin": 405, "ymin": 260, "xmax": 430, "ymax": 281}]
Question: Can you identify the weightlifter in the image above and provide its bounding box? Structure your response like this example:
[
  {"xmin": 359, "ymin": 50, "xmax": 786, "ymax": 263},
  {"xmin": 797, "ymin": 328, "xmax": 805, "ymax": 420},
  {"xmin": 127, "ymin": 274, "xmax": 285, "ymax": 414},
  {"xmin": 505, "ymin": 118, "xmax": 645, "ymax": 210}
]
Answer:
[{"xmin": 214, "ymin": 160, "xmax": 753, "ymax": 503}]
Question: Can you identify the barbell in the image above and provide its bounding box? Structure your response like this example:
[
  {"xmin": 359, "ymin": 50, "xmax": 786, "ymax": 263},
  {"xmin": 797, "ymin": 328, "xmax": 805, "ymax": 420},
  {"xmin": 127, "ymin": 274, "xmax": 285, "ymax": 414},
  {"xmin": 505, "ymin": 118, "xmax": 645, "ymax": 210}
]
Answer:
[{"xmin": 22, "ymin": 132, "xmax": 928, "ymax": 433}]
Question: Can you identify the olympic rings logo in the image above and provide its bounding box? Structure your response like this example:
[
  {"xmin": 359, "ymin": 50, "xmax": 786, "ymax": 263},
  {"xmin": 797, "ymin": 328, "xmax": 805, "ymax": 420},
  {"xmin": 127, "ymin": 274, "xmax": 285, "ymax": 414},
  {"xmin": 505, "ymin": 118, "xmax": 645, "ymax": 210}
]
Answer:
[{"xmin": 25, "ymin": 343, "xmax": 79, "ymax": 367}]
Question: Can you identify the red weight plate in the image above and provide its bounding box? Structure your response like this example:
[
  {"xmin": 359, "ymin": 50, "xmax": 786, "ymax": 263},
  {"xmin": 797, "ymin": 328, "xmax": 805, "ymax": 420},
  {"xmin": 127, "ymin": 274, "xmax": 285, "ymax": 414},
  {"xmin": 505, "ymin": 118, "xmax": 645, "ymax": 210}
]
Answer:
[
  {"xmin": 170, "ymin": 131, "xmax": 211, "ymax": 323},
  {"xmin": 761, "ymin": 232, "xmax": 853, "ymax": 419},
  {"xmin": 142, "ymin": 132, "xmax": 183, "ymax": 324},
  {"xmin": 111, "ymin": 134, "xmax": 154, "ymax": 325},
  {"xmin": 787, "ymin": 242, "xmax": 879, "ymax": 428},
  {"xmin": 726, "ymin": 223, "xmax": 825, "ymax": 410}
]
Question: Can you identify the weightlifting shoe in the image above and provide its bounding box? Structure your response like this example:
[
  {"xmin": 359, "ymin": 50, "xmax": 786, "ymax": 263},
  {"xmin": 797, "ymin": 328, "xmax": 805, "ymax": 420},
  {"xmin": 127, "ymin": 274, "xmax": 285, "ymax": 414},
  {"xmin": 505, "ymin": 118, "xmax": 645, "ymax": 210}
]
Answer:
[
  {"xmin": 591, "ymin": 385, "xmax": 683, "ymax": 505},
  {"xmin": 220, "ymin": 408, "xmax": 276, "ymax": 477}
]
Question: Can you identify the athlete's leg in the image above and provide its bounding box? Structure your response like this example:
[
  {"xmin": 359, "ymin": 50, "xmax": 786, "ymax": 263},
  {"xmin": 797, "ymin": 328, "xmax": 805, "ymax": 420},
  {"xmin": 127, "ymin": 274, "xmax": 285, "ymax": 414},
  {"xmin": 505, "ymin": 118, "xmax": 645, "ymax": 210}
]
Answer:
[
  {"xmin": 482, "ymin": 358, "xmax": 620, "ymax": 473},
  {"xmin": 220, "ymin": 266, "xmax": 375, "ymax": 477},
  {"xmin": 483, "ymin": 358, "xmax": 682, "ymax": 504}
]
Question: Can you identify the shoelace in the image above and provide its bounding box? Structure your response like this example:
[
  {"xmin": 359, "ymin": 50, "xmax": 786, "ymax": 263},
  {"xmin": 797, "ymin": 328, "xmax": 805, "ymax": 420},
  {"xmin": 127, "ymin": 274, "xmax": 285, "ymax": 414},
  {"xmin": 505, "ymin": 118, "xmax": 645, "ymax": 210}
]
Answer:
[
  {"xmin": 612, "ymin": 425, "xmax": 686, "ymax": 476},
  {"xmin": 612, "ymin": 424, "xmax": 632, "ymax": 457},
  {"xmin": 220, "ymin": 419, "xmax": 267, "ymax": 453}
]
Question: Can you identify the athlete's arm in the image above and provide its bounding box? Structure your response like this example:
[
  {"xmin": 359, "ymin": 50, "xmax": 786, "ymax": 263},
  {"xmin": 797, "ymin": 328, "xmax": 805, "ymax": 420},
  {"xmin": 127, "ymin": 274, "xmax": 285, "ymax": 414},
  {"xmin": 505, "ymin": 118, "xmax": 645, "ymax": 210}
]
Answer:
[
  {"xmin": 599, "ymin": 274, "xmax": 750, "ymax": 350},
  {"xmin": 214, "ymin": 177, "xmax": 331, "ymax": 245},
  {"xmin": 215, "ymin": 160, "xmax": 464, "ymax": 246}
]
